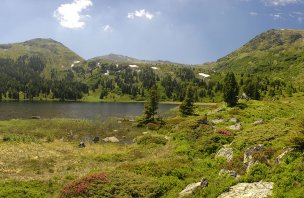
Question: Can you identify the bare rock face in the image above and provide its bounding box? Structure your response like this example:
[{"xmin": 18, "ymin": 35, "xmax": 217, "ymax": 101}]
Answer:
[
  {"xmin": 216, "ymin": 146, "xmax": 233, "ymax": 162},
  {"xmin": 217, "ymin": 182, "xmax": 274, "ymax": 198},
  {"xmin": 228, "ymin": 123, "xmax": 242, "ymax": 131},
  {"xmin": 179, "ymin": 178, "xmax": 208, "ymax": 197},
  {"xmin": 102, "ymin": 136, "xmax": 120, "ymax": 143}
]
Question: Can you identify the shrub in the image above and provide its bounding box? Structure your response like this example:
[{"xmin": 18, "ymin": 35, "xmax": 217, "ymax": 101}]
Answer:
[
  {"xmin": 61, "ymin": 173, "xmax": 108, "ymax": 197},
  {"xmin": 216, "ymin": 130, "xmax": 234, "ymax": 137},
  {"xmin": 136, "ymin": 134, "xmax": 168, "ymax": 145},
  {"xmin": 88, "ymin": 171, "xmax": 163, "ymax": 197},
  {"xmin": 146, "ymin": 122, "xmax": 161, "ymax": 130},
  {"xmin": 252, "ymin": 147, "xmax": 276, "ymax": 164},
  {"xmin": 291, "ymin": 136, "xmax": 304, "ymax": 152},
  {"xmin": 245, "ymin": 163, "xmax": 270, "ymax": 182}
]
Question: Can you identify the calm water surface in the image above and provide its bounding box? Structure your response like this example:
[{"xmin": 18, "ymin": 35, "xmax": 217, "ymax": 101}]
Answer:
[{"xmin": 0, "ymin": 102, "xmax": 178, "ymax": 120}]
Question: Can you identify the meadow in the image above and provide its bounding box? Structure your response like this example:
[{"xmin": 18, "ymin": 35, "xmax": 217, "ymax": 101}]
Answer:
[{"xmin": 0, "ymin": 94, "xmax": 303, "ymax": 197}]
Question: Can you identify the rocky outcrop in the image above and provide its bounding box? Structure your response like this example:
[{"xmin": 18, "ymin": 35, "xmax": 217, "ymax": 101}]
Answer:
[
  {"xmin": 102, "ymin": 136, "xmax": 120, "ymax": 143},
  {"xmin": 216, "ymin": 146, "xmax": 233, "ymax": 162},
  {"xmin": 244, "ymin": 144, "xmax": 263, "ymax": 164},
  {"xmin": 253, "ymin": 119, "xmax": 264, "ymax": 126},
  {"xmin": 179, "ymin": 178, "xmax": 208, "ymax": 197},
  {"xmin": 275, "ymin": 148, "xmax": 294, "ymax": 164},
  {"xmin": 228, "ymin": 123, "xmax": 242, "ymax": 131},
  {"xmin": 217, "ymin": 182, "xmax": 274, "ymax": 198}
]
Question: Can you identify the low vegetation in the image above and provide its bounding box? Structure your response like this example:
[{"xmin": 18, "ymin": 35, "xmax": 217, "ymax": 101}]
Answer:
[{"xmin": 0, "ymin": 93, "xmax": 303, "ymax": 197}]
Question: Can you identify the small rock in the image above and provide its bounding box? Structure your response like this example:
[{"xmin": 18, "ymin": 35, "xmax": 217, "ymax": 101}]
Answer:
[
  {"xmin": 102, "ymin": 136, "xmax": 120, "ymax": 143},
  {"xmin": 219, "ymin": 169, "xmax": 239, "ymax": 178},
  {"xmin": 142, "ymin": 131, "xmax": 150, "ymax": 135},
  {"xmin": 165, "ymin": 136, "xmax": 171, "ymax": 141},
  {"xmin": 228, "ymin": 123, "xmax": 242, "ymax": 131},
  {"xmin": 275, "ymin": 148, "xmax": 294, "ymax": 164},
  {"xmin": 117, "ymin": 120, "xmax": 122, "ymax": 124},
  {"xmin": 113, "ymin": 130, "xmax": 118, "ymax": 132},
  {"xmin": 214, "ymin": 108, "xmax": 225, "ymax": 113},
  {"xmin": 230, "ymin": 118, "xmax": 240, "ymax": 123},
  {"xmin": 216, "ymin": 146, "xmax": 233, "ymax": 162},
  {"xmin": 211, "ymin": 119, "xmax": 228, "ymax": 124},
  {"xmin": 241, "ymin": 92, "xmax": 250, "ymax": 100},
  {"xmin": 179, "ymin": 178, "xmax": 209, "ymax": 197},
  {"xmin": 217, "ymin": 182, "xmax": 274, "ymax": 198},
  {"xmin": 253, "ymin": 119, "xmax": 264, "ymax": 126},
  {"xmin": 92, "ymin": 137, "xmax": 100, "ymax": 143},
  {"xmin": 31, "ymin": 116, "xmax": 41, "ymax": 119},
  {"xmin": 78, "ymin": 142, "xmax": 86, "ymax": 148}
]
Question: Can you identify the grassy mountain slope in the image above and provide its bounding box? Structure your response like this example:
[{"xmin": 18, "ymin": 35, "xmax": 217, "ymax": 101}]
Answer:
[
  {"xmin": 90, "ymin": 53, "xmax": 181, "ymax": 65},
  {"xmin": 0, "ymin": 38, "xmax": 84, "ymax": 77},
  {"xmin": 211, "ymin": 29, "xmax": 304, "ymax": 84}
]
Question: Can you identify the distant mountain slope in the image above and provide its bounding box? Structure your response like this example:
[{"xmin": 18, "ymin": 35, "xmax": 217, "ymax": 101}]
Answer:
[
  {"xmin": 0, "ymin": 38, "xmax": 84, "ymax": 73},
  {"xmin": 90, "ymin": 53, "xmax": 181, "ymax": 65},
  {"xmin": 211, "ymin": 29, "xmax": 304, "ymax": 84}
]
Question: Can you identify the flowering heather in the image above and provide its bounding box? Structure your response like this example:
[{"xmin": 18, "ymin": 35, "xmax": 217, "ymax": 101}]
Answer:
[
  {"xmin": 216, "ymin": 129, "xmax": 234, "ymax": 137},
  {"xmin": 61, "ymin": 173, "xmax": 108, "ymax": 197}
]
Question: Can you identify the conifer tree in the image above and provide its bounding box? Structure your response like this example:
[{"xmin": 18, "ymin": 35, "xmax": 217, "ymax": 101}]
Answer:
[
  {"xmin": 223, "ymin": 72, "xmax": 239, "ymax": 107},
  {"xmin": 143, "ymin": 85, "xmax": 159, "ymax": 123},
  {"xmin": 179, "ymin": 85, "xmax": 195, "ymax": 116}
]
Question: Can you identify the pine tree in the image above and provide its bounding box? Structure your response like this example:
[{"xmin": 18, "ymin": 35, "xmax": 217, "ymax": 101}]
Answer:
[
  {"xmin": 179, "ymin": 85, "xmax": 195, "ymax": 116},
  {"xmin": 143, "ymin": 85, "xmax": 159, "ymax": 123},
  {"xmin": 223, "ymin": 72, "xmax": 239, "ymax": 107}
]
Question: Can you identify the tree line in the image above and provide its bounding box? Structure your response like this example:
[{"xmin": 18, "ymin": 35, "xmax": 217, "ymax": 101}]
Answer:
[{"xmin": 0, "ymin": 56, "xmax": 88, "ymax": 101}]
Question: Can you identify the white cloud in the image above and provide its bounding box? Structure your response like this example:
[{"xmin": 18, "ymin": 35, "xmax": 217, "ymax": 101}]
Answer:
[
  {"xmin": 103, "ymin": 25, "xmax": 113, "ymax": 32},
  {"xmin": 54, "ymin": 0, "xmax": 93, "ymax": 29},
  {"xmin": 127, "ymin": 9, "xmax": 155, "ymax": 20},
  {"xmin": 249, "ymin": 12, "xmax": 258, "ymax": 16},
  {"xmin": 262, "ymin": 0, "xmax": 303, "ymax": 6},
  {"xmin": 270, "ymin": 13, "xmax": 283, "ymax": 19}
]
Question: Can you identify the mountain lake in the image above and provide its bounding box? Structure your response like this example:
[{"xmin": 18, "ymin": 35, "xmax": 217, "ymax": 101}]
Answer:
[{"xmin": 0, "ymin": 101, "xmax": 178, "ymax": 120}]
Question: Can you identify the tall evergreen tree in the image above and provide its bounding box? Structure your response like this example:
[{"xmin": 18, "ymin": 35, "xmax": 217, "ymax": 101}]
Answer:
[
  {"xmin": 143, "ymin": 85, "xmax": 159, "ymax": 123},
  {"xmin": 179, "ymin": 85, "xmax": 195, "ymax": 116},
  {"xmin": 243, "ymin": 79, "xmax": 260, "ymax": 100},
  {"xmin": 223, "ymin": 72, "xmax": 239, "ymax": 107}
]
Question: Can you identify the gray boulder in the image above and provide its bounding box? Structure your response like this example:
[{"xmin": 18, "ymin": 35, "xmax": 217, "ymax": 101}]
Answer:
[
  {"xmin": 179, "ymin": 178, "xmax": 208, "ymax": 197},
  {"xmin": 228, "ymin": 123, "xmax": 242, "ymax": 131},
  {"xmin": 217, "ymin": 182, "xmax": 274, "ymax": 198},
  {"xmin": 253, "ymin": 119, "xmax": 264, "ymax": 126},
  {"xmin": 216, "ymin": 146, "xmax": 233, "ymax": 162},
  {"xmin": 244, "ymin": 144, "xmax": 263, "ymax": 164},
  {"xmin": 230, "ymin": 118, "xmax": 240, "ymax": 123},
  {"xmin": 102, "ymin": 136, "xmax": 120, "ymax": 143},
  {"xmin": 78, "ymin": 142, "xmax": 86, "ymax": 148},
  {"xmin": 211, "ymin": 119, "xmax": 228, "ymax": 124}
]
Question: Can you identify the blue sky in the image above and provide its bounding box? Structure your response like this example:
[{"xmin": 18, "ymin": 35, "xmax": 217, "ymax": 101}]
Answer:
[{"xmin": 1, "ymin": 0, "xmax": 304, "ymax": 64}]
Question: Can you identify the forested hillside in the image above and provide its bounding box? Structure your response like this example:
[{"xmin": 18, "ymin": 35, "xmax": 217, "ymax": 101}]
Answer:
[{"xmin": 0, "ymin": 29, "xmax": 302, "ymax": 102}]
